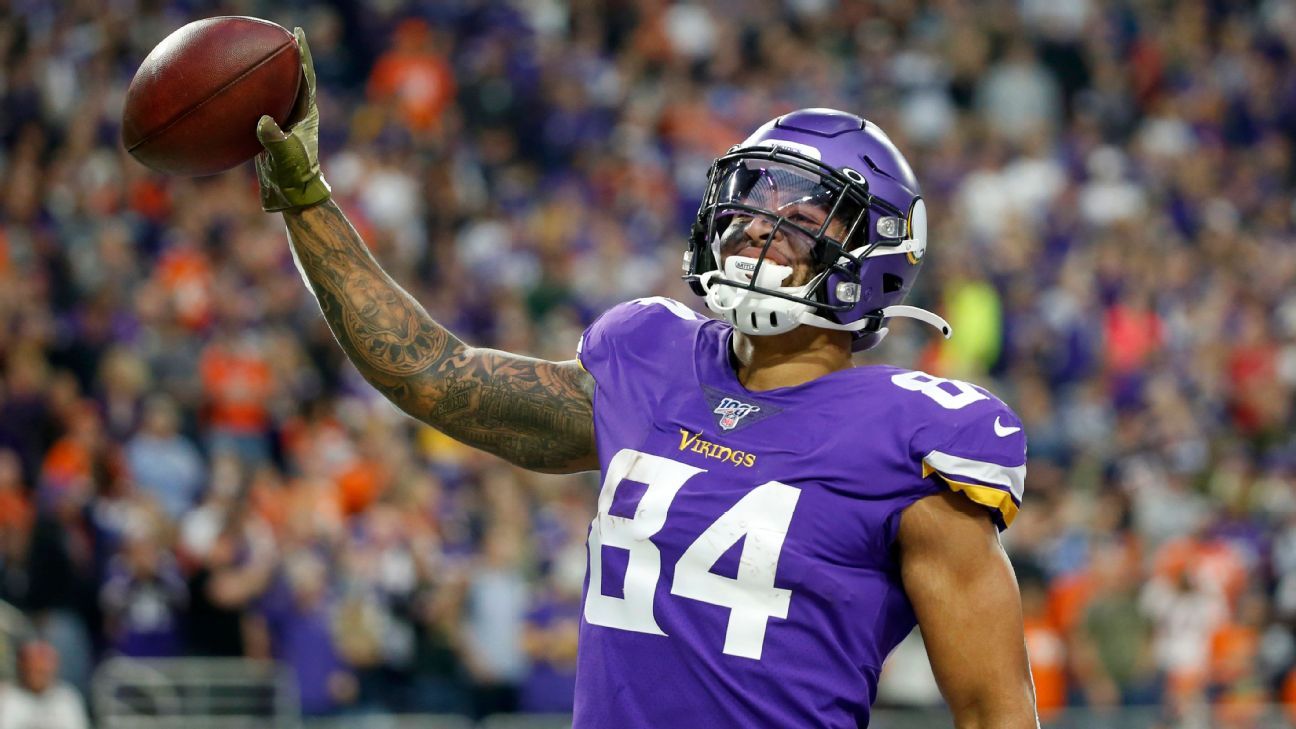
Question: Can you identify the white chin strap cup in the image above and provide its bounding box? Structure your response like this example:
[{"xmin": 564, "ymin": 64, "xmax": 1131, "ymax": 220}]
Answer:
[{"xmin": 700, "ymin": 257, "xmax": 954, "ymax": 342}]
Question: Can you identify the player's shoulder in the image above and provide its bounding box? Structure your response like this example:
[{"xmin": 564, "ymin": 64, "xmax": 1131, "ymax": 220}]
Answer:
[
  {"xmin": 592, "ymin": 296, "xmax": 706, "ymax": 332},
  {"xmin": 874, "ymin": 367, "xmax": 1021, "ymax": 443},
  {"xmin": 578, "ymin": 297, "xmax": 708, "ymax": 368},
  {"xmin": 872, "ymin": 366, "xmax": 1026, "ymax": 527}
]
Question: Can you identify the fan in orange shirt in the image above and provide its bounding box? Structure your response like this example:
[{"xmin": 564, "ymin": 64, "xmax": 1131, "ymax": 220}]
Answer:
[
  {"xmin": 1021, "ymin": 575, "xmax": 1067, "ymax": 719},
  {"xmin": 367, "ymin": 19, "xmax": 456, "ymax": 133},
  {"xmin": 0, "ymin": 449, "xmax": 31, "ymax": 533},
  {"xmin": 1209, "ymin": 591, "xmax": 1269, "ymax": 728},
  {"xmin": 154, "ymin": 241, "xmax": 214, "ymax": 332},
  {"xmin": 199, "ymin": 335, "xmax": 274, "ymax": 462},
  {"xmin": 39, "ymin": 400, "xmax": 105, "ymax": 500},
  {"xmin": 1152, "ymin": 533, "xmax": 1248, "ymax": 607},
  {"xmin": 1281, "ymin": 667, "xmax": 1296, "ymax": 726}
]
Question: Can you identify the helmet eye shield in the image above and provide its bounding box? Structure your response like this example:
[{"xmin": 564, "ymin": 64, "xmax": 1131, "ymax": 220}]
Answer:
[
  {"xmin": 693, "ymin": 154, "xmax": 876, "ymax": 310},
  {"xmin": 710, "ymin": 160, "xmax": 865, "ymax": 262}
]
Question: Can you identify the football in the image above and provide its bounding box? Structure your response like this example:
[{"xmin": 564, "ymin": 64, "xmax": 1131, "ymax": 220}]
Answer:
[{"xmin": 122, "ymin": 16, "xmax": 301, "ymax": 177}]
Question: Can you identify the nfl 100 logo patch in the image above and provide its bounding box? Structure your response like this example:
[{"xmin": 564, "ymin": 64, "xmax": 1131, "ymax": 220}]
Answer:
[
  {"xmin": 702, "ymin": 385, "xmax": 779, "ymax": 432},
  {"xmin": 714, "ymin": 398, "xmax": 759, "ymax": 430}
]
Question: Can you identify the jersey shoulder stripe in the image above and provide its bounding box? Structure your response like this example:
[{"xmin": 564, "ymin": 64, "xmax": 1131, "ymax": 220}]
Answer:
[{"xmin": 921, "ymin": 450, "xmax": 1025, "ymax": 527}]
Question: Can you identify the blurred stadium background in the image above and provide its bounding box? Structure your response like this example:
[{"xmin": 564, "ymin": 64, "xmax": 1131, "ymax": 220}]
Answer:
[{"xmin": 1, "ymin": 0, "xmax": 1295, "ymax": 727}]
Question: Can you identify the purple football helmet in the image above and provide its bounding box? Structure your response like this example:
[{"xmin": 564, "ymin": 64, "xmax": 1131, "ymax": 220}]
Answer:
[{"xmin": 685, "ymin": 108, "xmax": 949, "ymax": 351}]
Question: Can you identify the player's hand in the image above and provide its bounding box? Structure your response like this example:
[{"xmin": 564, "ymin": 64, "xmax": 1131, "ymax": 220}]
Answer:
[{"xmin": 254, "ymin": 27, "xmax": 330, "ymax": 212}]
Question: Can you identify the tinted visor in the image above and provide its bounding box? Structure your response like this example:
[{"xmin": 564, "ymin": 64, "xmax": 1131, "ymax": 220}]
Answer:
[{"xmin": 711, "ymin": 159, "xmax": 865, "ymax": 255}]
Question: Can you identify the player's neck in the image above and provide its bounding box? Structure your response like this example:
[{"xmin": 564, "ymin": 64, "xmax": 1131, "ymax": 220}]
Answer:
[{"xmin": 731, "ymin": 327, "xmax": 854, "ymax": 391}]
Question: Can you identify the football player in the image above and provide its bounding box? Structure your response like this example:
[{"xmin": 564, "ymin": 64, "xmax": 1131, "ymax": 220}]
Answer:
[{"xmin": 256, "ymin": 30, "xmax": 1038, "ymax": 728}]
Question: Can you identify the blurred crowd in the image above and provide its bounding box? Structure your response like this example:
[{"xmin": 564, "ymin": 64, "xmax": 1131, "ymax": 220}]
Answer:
[{"xmin": 1, "ymin": 0, "xmax": 1296, "ymax": 724}]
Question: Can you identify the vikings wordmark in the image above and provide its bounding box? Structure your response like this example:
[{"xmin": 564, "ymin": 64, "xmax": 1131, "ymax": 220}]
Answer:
[{"xmin": 678, "ymin": 429, "xmax": 757, "ymax": 468}]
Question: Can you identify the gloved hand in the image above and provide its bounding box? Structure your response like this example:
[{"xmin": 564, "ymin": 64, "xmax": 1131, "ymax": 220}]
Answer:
[{"xmin": 255, "ymin": 27, "xmax": 331, "ymax": 212}]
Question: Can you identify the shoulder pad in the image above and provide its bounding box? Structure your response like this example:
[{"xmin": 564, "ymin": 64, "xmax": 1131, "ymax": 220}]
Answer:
[{"xmin": 578, "ymin": 297, "xmax": 705, "ymax": 376}]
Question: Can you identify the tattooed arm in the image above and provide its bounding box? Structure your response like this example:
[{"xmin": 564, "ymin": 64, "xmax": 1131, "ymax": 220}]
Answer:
[
  {"xmin": 283, "ymin": 201, "xmax": 597, "ymax": 473},
  {"xmin": 253, "ymin": 33, "xmax": 594, "ymax": 472}
]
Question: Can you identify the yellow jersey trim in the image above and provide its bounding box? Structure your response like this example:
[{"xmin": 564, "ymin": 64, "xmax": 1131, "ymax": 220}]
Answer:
[{"xmin": 922, "ymin": 462, "xmax": 1020, "ymax": 527}]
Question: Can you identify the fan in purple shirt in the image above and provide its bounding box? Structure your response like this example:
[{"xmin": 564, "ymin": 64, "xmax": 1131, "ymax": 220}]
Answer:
[
  {"xmin": 100, "ymin": 532, "xmax": 187, "ymax": 659},
  {"xmin": 256, "ymin": 36, "xmax": 1038, "ymax": 728}
]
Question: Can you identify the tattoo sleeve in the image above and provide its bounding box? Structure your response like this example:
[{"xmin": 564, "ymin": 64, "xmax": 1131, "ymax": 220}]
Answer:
[{"xmin": 282, "ymin": 201, "xmax": 597, "ymax": 473}]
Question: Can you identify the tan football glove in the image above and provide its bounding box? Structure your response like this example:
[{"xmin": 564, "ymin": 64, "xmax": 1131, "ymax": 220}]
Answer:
[{"xmin": 255, "ymin": 27, "xmax": 331, "ymax": 212}]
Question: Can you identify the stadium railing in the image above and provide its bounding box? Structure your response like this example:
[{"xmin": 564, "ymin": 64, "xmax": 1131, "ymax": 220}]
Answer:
[
  {"xmin": 0, "ymin": 599, "xmax": 32, "ymax": 683},
  {"xmin": 302, "ymin": 706, "xmax": 1295, "ymax": 728},
  {"xmin": 870, "ymin": 706, "xmax": 1293, "ymax": 728},
  {"xmin": 92, "ymin": 657, "xmax": 298, "ymax": 729},
  {"xmin": 88, "ymin": 658, "xmax": 1295, "ymax": 729}
]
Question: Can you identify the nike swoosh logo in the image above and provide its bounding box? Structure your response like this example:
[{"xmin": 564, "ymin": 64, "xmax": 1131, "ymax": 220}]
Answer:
[{"xmin": 994, "ymin": 417, "xmax": 1021, "ymax": 437}]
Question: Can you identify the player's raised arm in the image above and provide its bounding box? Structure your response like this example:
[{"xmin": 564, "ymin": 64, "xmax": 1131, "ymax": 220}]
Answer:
[
  {"xmin": 253, "ymin": 29, "xmax": 596, "ymax": 474},
  {"xmin": 898, "ymin": 491, "xmax": 1039, "ymax": 729}
]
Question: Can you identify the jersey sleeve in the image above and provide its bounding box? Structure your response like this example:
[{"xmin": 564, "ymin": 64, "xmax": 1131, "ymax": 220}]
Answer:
[{"xmin": 908, "ymin": 380, "xmax": 1028, "ymax": 530}]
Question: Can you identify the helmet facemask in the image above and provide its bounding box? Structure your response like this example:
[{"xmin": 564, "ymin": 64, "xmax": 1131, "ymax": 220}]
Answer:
[{"xmin": 687, "ymin": 147, "xmax": 902, "ymax": 337}]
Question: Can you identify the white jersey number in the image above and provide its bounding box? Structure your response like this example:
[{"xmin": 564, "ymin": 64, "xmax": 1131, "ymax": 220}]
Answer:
[
  {"xmin": 585, "ymin": 450, "xmax": 702, "ymax": 636},
  {"xmin": 891, "ymin": 370, "xmax": 988, "ymax": 410},
  {"xmin": 584, "ymin": 448, "xmax": 801, "ymax": 660}
]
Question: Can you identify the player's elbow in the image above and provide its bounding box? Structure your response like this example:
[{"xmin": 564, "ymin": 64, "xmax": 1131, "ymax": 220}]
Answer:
[
  {"xmin": 950, "ymin": 693, "xmax": 1039, "ymax": 729},
  {"xmin": 954, "ymin": 711, "xmax": 1039, "ymax": 729},
  {"xmin": 950, "ymin": 709, "xmax": 1037, "ymax": 729},
  {"xmin": 948, "ymin": 674, "xmax": 1039, "ymax": 729}
]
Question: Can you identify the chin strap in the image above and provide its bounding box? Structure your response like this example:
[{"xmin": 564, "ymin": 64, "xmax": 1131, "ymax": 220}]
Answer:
[
  {"xmin": 880, "ymin": 305, "xmax": 953, "ymax": 338},
  {"xmin": 699, "ymin": 258, "xmax": 954, "ymax": 342},
  {"xmin": 798, "ymin": 304, "xmax": 953, "ymax": 338}
]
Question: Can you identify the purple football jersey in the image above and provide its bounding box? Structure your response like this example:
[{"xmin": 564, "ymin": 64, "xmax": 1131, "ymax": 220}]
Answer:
[{"xmin": 574, "ymin": 298, "xmax": 1027, "ymax": 728}]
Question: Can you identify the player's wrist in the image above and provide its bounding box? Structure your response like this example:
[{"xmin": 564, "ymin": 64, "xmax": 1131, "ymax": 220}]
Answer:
[
  {"xmin": 294, "ymin": 175, "xmax": 332, "ymax": 209},
  {"xmin": 262, "ymin": 173, "xmax": 331, "ymax": 212}
]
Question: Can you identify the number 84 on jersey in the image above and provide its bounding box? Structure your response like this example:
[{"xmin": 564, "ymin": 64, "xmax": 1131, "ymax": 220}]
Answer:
[{"xmin": 584, "ymin": 449, "xmax": 801, "ymax": 661}]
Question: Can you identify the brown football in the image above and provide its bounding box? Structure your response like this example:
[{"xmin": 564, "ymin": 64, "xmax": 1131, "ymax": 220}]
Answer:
[{"xmin": 122, "ymin": 16, "xmax": 301, "ymax": 177}]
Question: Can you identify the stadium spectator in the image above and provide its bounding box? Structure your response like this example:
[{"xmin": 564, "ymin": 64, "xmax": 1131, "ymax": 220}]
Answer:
[
  {"xmin": 461, "ymin": 526, "xmax": 529, "ymax": 719},
  {"xmin": 333, "ymin": 502, "xmax": 426, "ymax": 711},
  {"xmin": 124, "ymin": 395, "xmax": 204, "ymax": 520},
  {"xmin": 518, "ymin": 572, "xmax": 581, "ymax": 714},
  {"xmin": 183, "ymin": 508, "xmax": 278, "ymax": 657},
  {"xmin": 409, "ymin": 566, "xmax": 470, "ymax": 715},
  {"xmin": 1019, "ymin": 570, "xmax": 1067, "ymax": 719},
  {"xmin": 198, "ymin": 331, "xmax": 275, "ymax": 463},
  {"xmin": 257, "ymin": 550, "xmax": 357, "ymax": 716},
  {"xmin": 1142, "ymin": 571, "xmax": 1229, "ymax": 701},
  {"xmin": 1073, "ymin": 538, "xmax": 1160, "ymax": 706},
  {"xmin": 100, "ymin": 528, "xmax": 188, "ymax": 658},
  {"xmin": 0, "ymin": 499, "xmax": 96, "ymax": 695},
  {"xmin": 0, "ymin": 451, "xmax": 32, "ymax": 536},
  {"xmin": 976, "ymin": 38, "xmax": 1063, "ymax": 139},
  {"xmin": 367, "ymin": 19, "xmax": 457, "ymax": 133},
  {"xmin": 0, "ymin": 641, "xmax": 89, "ymax": 729}
]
